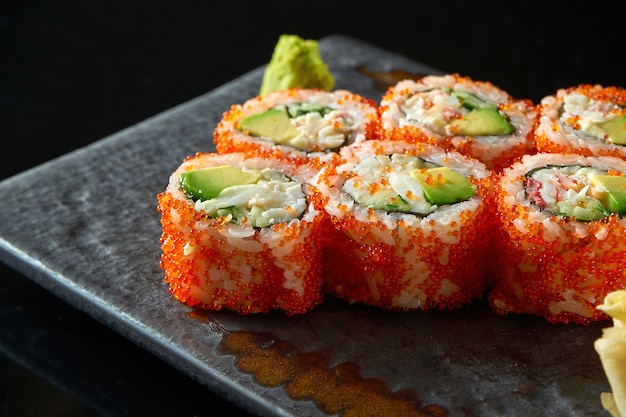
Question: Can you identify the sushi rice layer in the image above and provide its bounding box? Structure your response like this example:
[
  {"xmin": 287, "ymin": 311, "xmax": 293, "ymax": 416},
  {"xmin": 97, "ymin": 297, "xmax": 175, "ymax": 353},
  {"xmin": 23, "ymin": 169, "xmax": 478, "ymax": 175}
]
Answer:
[
  {"xmin": 157, "ymin": 152, "xmax": 326, "ymax": 315},
  {"xmin": 535, "ymin": 84, "xmax": 626, "ymax": 160},
  {"xmin": 314, "ymin": 140, "xmax": 493, "ymax": 311},
  {"xmin": 157, "ymin": 79, "xmax": 626, "ymax": 323},
  {"xmin": 214, "ymin": 88, "xmax": 378, "ymax": 168},
  {"xmin": 379, "ymin": 73, "xmax": 537, "ymax": 171},
  {"xmin": 489, "ymin": 153, "xmax": 626, "ymax": 324}
]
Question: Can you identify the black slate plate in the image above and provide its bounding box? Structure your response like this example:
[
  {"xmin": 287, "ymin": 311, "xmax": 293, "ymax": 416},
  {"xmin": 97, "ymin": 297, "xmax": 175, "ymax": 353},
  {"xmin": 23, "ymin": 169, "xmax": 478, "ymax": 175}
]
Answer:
[{"xmin": 0, "ymin": 34, "xmax": 611, "ymax": 417}]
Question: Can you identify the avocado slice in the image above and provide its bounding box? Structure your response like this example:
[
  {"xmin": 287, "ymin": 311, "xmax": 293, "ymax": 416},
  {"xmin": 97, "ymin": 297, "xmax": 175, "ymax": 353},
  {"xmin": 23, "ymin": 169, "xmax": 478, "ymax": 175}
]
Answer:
[
  {"xmin": 598, "ymin": 115, "xmax": 626, "ymax": 145},
  {"xmin": 179, "ymin": 165, "xmax": 262, "ymax": 201},
  {"xmin": 410, "ymin": 166, "xmax": 475, "ymax": 205},
  {"xmin": 591, "ymin": 174, "xmax": 626, "ymax": 215},
  {"xmin": 383, "ymin": 195, "xmax": 413, "ymax": 212},
  {"xmin": 450, "ymin": 107, "xmax": 515, "ymax": 136},
  {"xmin": 353, "ymin": 191, "xmax": 412, "ymax": 212},
  {"xmin": 239, "ymin": 108, "xmax": 301, "ymax": 143},
  {"xmin": 451, "ymin": 89, "xmax": 496, "ymax": 110}
]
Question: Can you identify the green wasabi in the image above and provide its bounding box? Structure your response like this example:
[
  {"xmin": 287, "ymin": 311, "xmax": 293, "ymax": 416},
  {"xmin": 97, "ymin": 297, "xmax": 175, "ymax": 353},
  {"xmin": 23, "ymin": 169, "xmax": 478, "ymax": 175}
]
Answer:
[{"xmin": 259, "ymin": 34, "xmax": 335, "ymax": 95}]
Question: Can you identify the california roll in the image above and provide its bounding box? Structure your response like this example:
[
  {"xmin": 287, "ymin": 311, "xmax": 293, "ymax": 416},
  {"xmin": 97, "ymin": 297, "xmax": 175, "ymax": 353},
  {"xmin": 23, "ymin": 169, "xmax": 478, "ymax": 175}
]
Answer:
[
  {"xmin": 214, "ymin": 88, "xmax": 378, "ymax": 168},
  {"xmin": 157, "ymin": 152, "xmax": 326, "ymax": 315},
  {"xmin": 535, "ymin": 84, "xmax": 626, "ymax": 160},
  {"xmin": 314, "ymin": 140, "xmax": 493, "ymax": 311},
  {"xmin": 379, "ymin": 73, "xmax": 537, "ymax": 171},
  {"xmin": 489, "ymin": 152, "xmax": 626, "ymax": 324}
]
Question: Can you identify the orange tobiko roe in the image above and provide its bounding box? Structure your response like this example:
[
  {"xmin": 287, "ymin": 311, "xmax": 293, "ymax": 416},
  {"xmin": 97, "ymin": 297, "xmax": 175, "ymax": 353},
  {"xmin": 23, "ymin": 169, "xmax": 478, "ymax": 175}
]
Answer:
[
  {"xmin": 213, "ymin": 88, "xmax": 379, "ymax": 170},
  {"xmin": 488, "ymin": 173, "xmax": 626, "ymax": 325},
  {"xmin": 535, "ymin": 84, "xmax": 626, "ymax": 160},
  {"xmin": 377, "ymin": 74, "xmax": 538, "ymax": 172},
  {"xmin": 156, "ymin": 191, "xmax": 325, "ymax": 316},
  {"xmin": 380, "ymin": 125, "xmax": 535, "ymax": 173},
  {"xmin": 318, "ymin": 162, "xmax": 494, "ymax": 311},
  {"xmin": 534, "ymin": 130, "xmax": 626, "ymax": 160}
]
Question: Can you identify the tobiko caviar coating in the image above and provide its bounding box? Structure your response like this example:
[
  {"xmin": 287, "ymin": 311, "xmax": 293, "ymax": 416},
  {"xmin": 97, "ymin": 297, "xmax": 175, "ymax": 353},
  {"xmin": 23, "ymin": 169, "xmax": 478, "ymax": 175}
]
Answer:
[
  {"xmin": 313, "ymin": 139, "xmax": 493, "ymax": 311},
  {"xmin": 158, "ymin": 78, "xmax": 626, "ymax": 324},
  {"xmin": 535, "ymin": 84, "xmax": 626, "ymax": 161},
  {"xmin": 157, "ymin": 152, "xmax": 326, "ymax": 315},
  {"xmin": 379, "ymin": 73, "xmax": 537, "ymax": 172},
  {"xmin": 489, "ymin": 153, "xmax": 626, "ymax": 324},
  {"xmin": 213, "ymin": 88, "xmax": 379, "ymax": 169}
]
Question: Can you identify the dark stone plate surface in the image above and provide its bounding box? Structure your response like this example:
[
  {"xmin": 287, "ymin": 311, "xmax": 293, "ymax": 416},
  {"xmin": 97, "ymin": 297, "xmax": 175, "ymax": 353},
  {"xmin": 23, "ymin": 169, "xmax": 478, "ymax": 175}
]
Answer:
[{"xmin": 0, "ymin": 34, "xmax": 610, "ymax": 417}]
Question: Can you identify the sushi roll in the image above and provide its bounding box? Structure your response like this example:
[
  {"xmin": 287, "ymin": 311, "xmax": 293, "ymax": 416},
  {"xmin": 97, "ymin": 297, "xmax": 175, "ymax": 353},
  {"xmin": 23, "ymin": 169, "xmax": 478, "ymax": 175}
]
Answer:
[
  {"xmin": 535, "ymin": 84, "xmax": 626, "ymax": 160},
  {"xmin": 157, "ymin": 152, "xmax": 326, "ymax": 315},
  {"xmin": 379, "ymin": 73, "xmax": 537, "ymax": 171},
  {"xmin": 314, "ymin": 139, "xmax": 493, "ymax": 311},
  {"xmin": 489, "ymin": 153, "xmax": 626, "ymax": 324},
  {"xmin": 213, "ymin": 88, "xmax": 379, "ymax": 168}
]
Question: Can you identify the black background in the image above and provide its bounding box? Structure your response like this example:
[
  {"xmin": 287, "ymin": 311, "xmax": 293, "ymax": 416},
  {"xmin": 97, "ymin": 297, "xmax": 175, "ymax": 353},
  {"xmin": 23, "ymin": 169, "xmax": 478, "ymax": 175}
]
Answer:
[{"xmin": 1, "ymin": 1, "xmax": 623, "ymax": 416}]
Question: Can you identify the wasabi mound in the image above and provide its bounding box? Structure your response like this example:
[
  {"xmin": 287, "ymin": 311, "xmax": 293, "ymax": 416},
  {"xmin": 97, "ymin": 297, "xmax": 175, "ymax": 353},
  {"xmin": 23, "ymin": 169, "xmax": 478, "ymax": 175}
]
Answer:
[{"xmin": 260, "ymin": 34, "xmax": 334, "ymax": 95}]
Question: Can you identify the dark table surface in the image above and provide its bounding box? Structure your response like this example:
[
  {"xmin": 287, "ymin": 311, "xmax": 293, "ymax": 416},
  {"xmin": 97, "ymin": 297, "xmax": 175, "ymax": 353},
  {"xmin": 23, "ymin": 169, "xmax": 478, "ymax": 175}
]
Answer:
[{"xmin": 1, "ymin": 1, "xmax": 623, "ymax": 416}]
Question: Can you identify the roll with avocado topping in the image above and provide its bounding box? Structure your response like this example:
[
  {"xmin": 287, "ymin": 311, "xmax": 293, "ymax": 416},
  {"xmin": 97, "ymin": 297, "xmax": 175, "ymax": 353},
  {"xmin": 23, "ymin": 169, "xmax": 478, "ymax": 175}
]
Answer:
[
  {"xmin": 535, "ymin": 84, "xmax": 626, "ymax": 161},
  {"xmin": 489, "ymin": 152, "xmax": 626, "ymax": 324},
  {"xmin": 379, "ymin": 73, "xmax": 537, "ymax": 171},
  {"xmin": 314, "ymin": 140, "xmax": 493, "ymax": 311},
  {"xmin": 157, "ymin": 152, "xmax": 326, "ymax": 315}
]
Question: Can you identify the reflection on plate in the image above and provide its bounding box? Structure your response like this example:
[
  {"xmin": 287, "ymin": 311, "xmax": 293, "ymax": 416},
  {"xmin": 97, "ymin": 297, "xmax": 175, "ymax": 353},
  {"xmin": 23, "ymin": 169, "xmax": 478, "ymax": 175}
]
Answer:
[{"xmin": 0, "ymin": 34, "xmax": 610, "ymax": 417}]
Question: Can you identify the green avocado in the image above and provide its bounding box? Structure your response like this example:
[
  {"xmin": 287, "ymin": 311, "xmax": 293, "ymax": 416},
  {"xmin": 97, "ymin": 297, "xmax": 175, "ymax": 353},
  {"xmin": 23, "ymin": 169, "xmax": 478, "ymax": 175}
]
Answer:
[
  {"xmin": 179, "ymin": 165, "xmax": 262, "ymax": 201},
  {"xmin": 451, "ymin": 89, "xmax": 496, "ymax": 110},
  {"xmin": 598, "ymin": 115, "xmax": 626, "ymax": 145},
  {"xmin": 382, "ymin": 195, "xmax": 412, "ymax": 212},
  {"xmin": 354, "ymin": 192, "xmax": 412, "ymax": 212},
  {"xmin": 239, "ymin": 108, "xmax": 301, "ymax": 143},
  {"xmin": 591, "ymin": 174, "xmax": 626, "ymax": 215},
  {"xmin": 450, "ymin": 107, "xmax": 515, "ymax": 136},
  {"xmin": 410, "ymin": 166, "xmax": 475, "ymax": 206}
]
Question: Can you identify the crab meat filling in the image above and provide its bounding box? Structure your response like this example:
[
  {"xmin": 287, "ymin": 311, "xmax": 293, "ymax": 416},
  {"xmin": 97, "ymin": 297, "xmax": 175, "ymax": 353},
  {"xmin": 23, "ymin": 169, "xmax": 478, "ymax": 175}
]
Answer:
[
  {"xmin": 525, "ymin": 165, "xmax": 612, "ymax": 221},
  {"xmin": 195, "ymin": 168, "xmax": 307, "ymax": 228}
]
